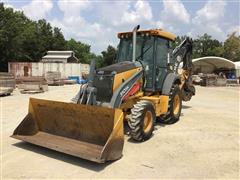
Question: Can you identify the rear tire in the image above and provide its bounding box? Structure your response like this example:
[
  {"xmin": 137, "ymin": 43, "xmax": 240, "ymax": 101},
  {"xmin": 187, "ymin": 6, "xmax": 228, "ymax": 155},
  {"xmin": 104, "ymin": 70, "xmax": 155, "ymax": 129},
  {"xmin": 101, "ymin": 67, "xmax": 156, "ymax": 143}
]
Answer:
[
  {"xmin": 128, "ymin": 100, "xmax": 156, "ymax": 141},
  {"xmin": 161, "ymin": 85, "xmax": 182, "ymax": 124}
]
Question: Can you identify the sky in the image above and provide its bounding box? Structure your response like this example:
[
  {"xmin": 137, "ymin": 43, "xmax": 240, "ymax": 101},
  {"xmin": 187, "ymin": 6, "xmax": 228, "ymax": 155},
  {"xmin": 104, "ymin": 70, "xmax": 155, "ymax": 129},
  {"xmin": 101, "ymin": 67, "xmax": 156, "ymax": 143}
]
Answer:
[{"xmin": 2, "ymin": 0, "xmax": 240, "ymax": 54}]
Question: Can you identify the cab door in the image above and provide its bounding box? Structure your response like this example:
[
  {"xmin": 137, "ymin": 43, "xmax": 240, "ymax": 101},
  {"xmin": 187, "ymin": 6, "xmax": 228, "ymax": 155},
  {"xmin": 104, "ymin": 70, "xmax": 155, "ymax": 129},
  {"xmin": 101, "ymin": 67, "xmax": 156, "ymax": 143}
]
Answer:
[
  {"xmin": 154, "ymin": 37, "xmax": 170, "ymax": 90},
  {"xmin": 135, "ymin": 36, "xmax": 155, "ymax": 91}
]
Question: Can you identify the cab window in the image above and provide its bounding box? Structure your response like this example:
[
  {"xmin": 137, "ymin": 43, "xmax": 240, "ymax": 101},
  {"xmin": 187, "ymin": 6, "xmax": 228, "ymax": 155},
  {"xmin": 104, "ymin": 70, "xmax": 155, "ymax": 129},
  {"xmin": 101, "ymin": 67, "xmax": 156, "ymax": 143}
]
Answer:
[{"xmin": 155, "ymin": 38, "xmax": 169, "ymax": 68}]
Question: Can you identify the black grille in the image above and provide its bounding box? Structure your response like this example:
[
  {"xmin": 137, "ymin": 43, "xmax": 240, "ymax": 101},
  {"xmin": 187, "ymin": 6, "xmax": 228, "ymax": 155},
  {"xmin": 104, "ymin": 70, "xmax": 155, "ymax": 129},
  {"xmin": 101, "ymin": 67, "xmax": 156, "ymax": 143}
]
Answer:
[{"xmin": 93, "ymin": 75, "xmax": 114, "ymax": 102}]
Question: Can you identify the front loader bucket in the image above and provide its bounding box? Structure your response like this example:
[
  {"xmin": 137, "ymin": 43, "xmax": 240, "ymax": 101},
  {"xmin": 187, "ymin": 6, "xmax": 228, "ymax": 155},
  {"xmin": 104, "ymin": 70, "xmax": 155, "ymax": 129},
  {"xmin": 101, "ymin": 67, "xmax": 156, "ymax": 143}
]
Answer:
[{"xmin": 11, "ymin": 98, "xmax": 124, "ymax": 163}]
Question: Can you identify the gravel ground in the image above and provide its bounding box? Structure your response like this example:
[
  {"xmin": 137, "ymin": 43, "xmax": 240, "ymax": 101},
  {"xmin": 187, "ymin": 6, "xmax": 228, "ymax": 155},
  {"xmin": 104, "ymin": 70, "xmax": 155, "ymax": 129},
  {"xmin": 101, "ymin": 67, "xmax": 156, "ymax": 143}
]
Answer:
[{"xmin": 1, "ymin": 85, "xmax": 239, "ymax": 179}]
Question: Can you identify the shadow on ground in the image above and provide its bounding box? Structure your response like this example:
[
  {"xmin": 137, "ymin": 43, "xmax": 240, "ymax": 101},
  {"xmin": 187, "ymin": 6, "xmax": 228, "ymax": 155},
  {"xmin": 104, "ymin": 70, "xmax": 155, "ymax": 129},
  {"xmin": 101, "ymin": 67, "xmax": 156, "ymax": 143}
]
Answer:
[
  {"xmin": 0, "ymin": 93, "xmax": 12, "ymax": 97},
  {"xmin": 13, "ymin": 142, "xmax": 113, "ymax": 171},
  {"xmin": 126, "ymin": 133, "xmax": 156, "ymax": 144},
  {"xmin": 182, "ymin": 105, "xmax": 191, "ymax": 109}
]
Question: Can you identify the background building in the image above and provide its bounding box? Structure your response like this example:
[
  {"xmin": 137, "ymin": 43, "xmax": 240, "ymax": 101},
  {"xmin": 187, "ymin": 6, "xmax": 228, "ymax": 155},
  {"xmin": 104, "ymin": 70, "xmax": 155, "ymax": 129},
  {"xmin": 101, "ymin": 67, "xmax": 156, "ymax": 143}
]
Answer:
[
  {"xmin": 42, "ymin": 51, "xmax": 79, "ymax": 63},
  {"xmin": 8, "ymin": 62, "xmax": 89, "ymax": 78},
  {"xmin": 8, "ymin": 50, "xmax": 89, "ymax": 78},
  {"xmin": 192, "ymin": 56, "xmax": 236, "ymax": 78},
  {"xmin": 234, "ymin": 61, "xmax": 240, "ymax": 78}
]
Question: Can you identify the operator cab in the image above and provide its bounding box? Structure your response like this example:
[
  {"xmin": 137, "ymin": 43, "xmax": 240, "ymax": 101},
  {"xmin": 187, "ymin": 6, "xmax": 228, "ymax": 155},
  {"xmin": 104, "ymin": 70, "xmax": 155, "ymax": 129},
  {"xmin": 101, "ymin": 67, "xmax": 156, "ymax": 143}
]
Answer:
[{"xmin": 116, "ymin": 29, "xmax": 176, "ymax": 91}]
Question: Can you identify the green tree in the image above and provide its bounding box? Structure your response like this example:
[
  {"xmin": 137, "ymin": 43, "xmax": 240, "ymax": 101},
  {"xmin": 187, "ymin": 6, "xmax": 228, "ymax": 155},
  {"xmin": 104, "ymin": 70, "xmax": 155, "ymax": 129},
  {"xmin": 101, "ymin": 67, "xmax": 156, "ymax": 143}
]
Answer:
[
  {"xmin": 36, "ymin": 19, "xmax": 53, "ymax": 57},
  {"xmin": 92, "ymin": 54, "xmax": 103, "ymax": 68},
  {"xmin": 52, "ymin": 27, "xmax": 66, "ymax": 50},
  {"xmin": 100, "ymin": 45, "xmax": 117, "ymax": 67},
  {"xmin": 66, "ymin": 38, "xmax": 93, "ymax": 64},
  {"xmin": 0, "ymin": 3, "xmax": 31, "ymax": 71},
  {"xmin": 211, "ymin": 46, "xmax": 224, "ymax": 57},
  {"xmin": 0, "ymin": 3, "xmax": 70, "ymax": 71},
  {"xmin": 223, "ymin": 32, "xmax": 240, "ymax": 62},
  {"xmin": 2, "ymin": 1, "xmax": 239, "ymax": 74},
  {"xmin": 172, "ymin": 36, "xmax": 186, "ymax": 49},
  {"xmin": 192, "ymin": 33, "xmax": 223, "ymax": 58}
]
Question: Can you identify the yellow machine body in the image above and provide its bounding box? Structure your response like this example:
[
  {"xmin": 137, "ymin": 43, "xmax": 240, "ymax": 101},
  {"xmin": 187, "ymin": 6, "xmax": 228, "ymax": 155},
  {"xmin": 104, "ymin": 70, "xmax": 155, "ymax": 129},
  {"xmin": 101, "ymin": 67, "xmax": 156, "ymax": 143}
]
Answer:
[
  {"xmin": 12, "ymin": 69, "xmax": 169, "ymax": 162},
  {"xmin": 12, "ymin": 28, "xmax": 194, "ymax": 163}
]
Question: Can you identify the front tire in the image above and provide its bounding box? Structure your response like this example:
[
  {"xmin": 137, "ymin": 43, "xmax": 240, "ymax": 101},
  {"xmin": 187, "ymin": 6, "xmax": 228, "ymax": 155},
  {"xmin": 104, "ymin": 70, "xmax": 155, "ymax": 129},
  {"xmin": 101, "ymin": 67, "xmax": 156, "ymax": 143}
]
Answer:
[
  {"xmin": 128, "ymin": 100, "xmax": 156, "ymax": 141},
  {"xmin": 161, "ymin": 85, "xmax": 182, "ymax": 124}
]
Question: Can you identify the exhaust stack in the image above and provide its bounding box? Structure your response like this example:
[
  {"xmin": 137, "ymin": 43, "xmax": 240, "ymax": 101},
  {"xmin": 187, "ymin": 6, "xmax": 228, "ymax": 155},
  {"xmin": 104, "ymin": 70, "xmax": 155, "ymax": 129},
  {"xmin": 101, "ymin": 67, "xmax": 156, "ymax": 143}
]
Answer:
[{"xmin": 132, "ymin": 25, "xmax": 140, "ymax": 62}]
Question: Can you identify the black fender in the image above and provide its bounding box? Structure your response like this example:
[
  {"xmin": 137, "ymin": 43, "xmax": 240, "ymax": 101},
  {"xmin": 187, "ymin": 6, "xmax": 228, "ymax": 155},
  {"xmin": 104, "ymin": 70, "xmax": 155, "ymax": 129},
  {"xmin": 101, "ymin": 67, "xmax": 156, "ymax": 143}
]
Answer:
[{"xmin": 161, "ymin": 73, "xmax": 181, "ymax": 95}]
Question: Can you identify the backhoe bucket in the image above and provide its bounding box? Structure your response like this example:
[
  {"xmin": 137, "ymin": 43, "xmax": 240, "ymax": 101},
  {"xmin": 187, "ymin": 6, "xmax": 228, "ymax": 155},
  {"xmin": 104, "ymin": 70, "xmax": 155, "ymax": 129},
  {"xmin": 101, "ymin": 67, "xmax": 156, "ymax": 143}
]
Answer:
[{"xmin": 11, "ymin": 98, "xmax": 124, "ymax": 163}]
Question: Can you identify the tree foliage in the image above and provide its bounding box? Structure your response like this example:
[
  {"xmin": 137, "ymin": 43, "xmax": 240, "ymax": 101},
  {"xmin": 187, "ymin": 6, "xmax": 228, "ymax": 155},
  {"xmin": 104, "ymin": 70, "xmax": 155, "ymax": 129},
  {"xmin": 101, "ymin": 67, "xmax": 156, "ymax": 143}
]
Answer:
[
  {"xmin": 223, "ymin": 32, "xmax": 240, "ymax": 62},
  {"xmin": 66, "ymin": 39, "xmax": 93, "ymax": 64},
  {"xmin": 0, "ymin": 3, "xmax": 66, "ymax": 71},
  {"xmin": 0, "ymin": 2, "xmax": 239, "ymax": 72},
  {"xmin": 174, "ymin": 33, "xmax": 240, "ymax": 61},
  {"xmin": 192, "ymin": 33, "xmax": 223, "ymax": 58},
  {"xmin": 99, "ymin": 45, "xmax": 117, "ymax": 67}
]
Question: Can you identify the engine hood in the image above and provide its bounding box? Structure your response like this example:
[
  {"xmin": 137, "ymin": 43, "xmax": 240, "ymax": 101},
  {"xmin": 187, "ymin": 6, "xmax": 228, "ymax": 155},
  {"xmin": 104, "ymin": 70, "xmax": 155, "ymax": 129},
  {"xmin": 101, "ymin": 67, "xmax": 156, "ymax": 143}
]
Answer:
[{"xmin": 96, "ymin": 61, "xmax": 141, "ymax": 75}]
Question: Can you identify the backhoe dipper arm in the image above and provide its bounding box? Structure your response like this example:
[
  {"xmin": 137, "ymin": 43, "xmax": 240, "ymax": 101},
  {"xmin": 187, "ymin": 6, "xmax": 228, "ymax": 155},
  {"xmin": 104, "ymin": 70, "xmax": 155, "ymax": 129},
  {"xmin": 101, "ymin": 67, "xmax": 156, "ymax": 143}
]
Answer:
[
  {"xmin": 172, "ymin": 37, "xmax": 193, "ymax": 73},
  {"xmin": 172, "ymin": 37, "xmax": 195, "ymax": 101}
]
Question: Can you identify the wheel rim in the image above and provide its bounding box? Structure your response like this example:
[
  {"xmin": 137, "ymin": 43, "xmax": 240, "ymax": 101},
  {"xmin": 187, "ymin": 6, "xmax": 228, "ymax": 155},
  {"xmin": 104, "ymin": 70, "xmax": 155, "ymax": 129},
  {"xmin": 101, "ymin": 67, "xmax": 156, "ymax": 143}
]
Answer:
[
  {"xmin": 173, "ymin": 94, "xmax": 180, "ymax": 116},
  {"xmin": 143, "ymin": 111, "xmax": 153, "ymax": 133}
]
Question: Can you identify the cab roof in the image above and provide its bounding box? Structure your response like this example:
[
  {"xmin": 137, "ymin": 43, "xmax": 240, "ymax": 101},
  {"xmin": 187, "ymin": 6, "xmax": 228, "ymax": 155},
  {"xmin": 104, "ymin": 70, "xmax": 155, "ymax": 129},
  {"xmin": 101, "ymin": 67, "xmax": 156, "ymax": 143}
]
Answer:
[{"xmin": 118, "ymin": 29, "xmax": 176, "ymax": 41}]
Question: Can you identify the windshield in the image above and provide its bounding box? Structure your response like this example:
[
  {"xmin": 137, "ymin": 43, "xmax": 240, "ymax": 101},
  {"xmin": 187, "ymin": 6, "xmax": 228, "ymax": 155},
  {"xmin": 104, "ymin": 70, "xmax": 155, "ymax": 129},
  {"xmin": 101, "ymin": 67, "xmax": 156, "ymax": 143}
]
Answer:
[
  {"xmin": 117, "ymin": 35, "xmax": 154, "ymax": 62},
  {"xmin": 117, "ymin": 35, "xmax": 154, "ymax": 89}
]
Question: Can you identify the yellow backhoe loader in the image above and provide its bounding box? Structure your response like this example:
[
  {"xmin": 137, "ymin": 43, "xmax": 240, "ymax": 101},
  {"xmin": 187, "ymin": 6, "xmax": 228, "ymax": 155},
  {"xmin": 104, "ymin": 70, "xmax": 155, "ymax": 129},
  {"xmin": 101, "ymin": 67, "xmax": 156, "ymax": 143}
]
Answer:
[{"xmin": 12, "ymin": 25, "xmax": 195, "ymax": 163}]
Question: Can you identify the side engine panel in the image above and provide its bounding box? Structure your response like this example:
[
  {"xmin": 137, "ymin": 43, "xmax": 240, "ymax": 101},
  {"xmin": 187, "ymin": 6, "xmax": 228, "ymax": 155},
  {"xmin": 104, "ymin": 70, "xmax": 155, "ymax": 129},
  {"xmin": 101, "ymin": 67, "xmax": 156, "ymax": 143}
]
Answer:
[{"xmin": 93, "ymin": 61, "xmax": 142, "ymax": 104}]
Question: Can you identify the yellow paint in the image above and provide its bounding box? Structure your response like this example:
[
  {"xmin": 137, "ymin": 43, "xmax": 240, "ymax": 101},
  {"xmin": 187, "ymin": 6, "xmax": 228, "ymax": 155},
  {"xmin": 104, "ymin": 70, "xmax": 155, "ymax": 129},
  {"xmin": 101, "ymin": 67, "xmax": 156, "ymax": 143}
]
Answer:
[
  {"xmin": 118, "ymin": 29, "xmax": 176, "ymax": 41},
  {"xmin": 173, "ymin": 94, "xmax": 180, "ymax": 115},
  {"xmin": 14, "ymin": 98, "xmax": 125, "ymax": 163},
  {"xmin": 120, "ymin": 92, "xmax": 144, "ymax": 118},
  {"xmin": 159, "ymin": 96, "xmax": 169, "ymax": 115},
  {"xmin": 139, "ymin": 95, "xmax": 169, "ymax": 116},
  {"xmin": 113, "ymin": 68, "xmax": 140, "ymax": 92},
  {"xmin": 120, "ymin": 98, "xmax": 136, "ymax": 111},
  {"xmin": 143, "ymin": 111, "xmax": 153, "ymax": 133},
  {"xmin": 180, "ymin": 69, "xmax": 190, "ymax": 89}
]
